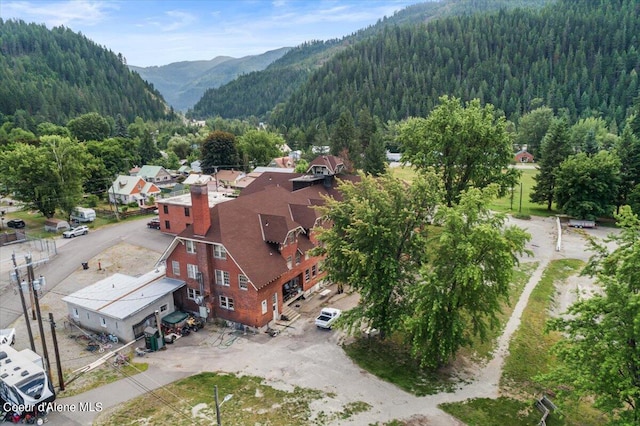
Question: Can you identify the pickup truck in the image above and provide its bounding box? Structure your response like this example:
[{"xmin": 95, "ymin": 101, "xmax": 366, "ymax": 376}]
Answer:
[
  {"xmin": 0, "ymin": 328, "xmax": 16, "ymax": 345},
  {"xmin": 315, "ymin": 308, "xmax": 342, "ymax": 329}
]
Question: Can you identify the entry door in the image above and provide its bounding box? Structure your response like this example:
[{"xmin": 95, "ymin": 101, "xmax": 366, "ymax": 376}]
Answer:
[{"xmin": 272, "ymin": 292, "xmax": 278, "ymax": 322}]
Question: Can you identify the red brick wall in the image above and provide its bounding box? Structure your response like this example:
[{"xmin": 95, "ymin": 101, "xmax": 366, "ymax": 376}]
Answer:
[
  {"xmin": 157, "ymin": 202, "xmax": 193, "ymax": 235},
  {"xmin": 166, "ymin": 230, "xmax": 327, "ymax": 328}
]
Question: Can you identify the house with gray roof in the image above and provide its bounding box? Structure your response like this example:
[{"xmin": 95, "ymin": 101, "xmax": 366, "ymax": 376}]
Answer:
[
  {"xmin": 136, "ymin": 165, "xmax": 173, "ymax": 187},
  {"xmin": 62, "ymin": 266, "xmax": 184, "ymax": 342},
  {"xmin": 109, "ymin": 175, "xmax": 161, "ymax": 206}
]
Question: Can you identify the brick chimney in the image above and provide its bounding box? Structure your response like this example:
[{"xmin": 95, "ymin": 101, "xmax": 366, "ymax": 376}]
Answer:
[{"xmin": 190, "ymin": 183, "xmax": 211, "ymax": 237}]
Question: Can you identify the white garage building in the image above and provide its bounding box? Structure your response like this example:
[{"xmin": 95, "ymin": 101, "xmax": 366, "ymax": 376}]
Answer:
[{"xmin": 63, "ymin": 266, "xmax": 185, "ymax": 342}]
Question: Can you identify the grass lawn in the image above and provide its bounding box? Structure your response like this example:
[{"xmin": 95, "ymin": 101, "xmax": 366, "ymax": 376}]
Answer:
[
  {"xmin": 343, "ymin": 262, "xmax": 538, "ymax": 396},
  {"xmin": 440, "ymin": 259, "xmax": 607, "ymax": 426},
  {"xmin": 390, "ymin": 166, "xmax": 562, "ymax": 218},
  {"xmin": 94, "ymin": 372, "xmax": 370, "ymax": 426},
  {"xmin": 59, "ymin": 362, "xmax": 149, "ymax": 397}
]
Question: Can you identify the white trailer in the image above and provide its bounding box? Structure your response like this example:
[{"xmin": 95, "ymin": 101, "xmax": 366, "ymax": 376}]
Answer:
[{"xmin": 70, "ymin": 207, "xmax": 96, "ymax": 222}]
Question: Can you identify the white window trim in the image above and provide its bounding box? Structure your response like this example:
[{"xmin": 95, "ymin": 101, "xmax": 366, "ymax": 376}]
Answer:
[
  {"xmin": 160, "ymin": 304, "xmax": 168, "ymax": 312},
  {"xmin": 215, "ymin": 269, "xmax": 230, "ymax": 286},
  {"xmin": 73, "ymin": 308, "xmax": 79, "ymax": 318},
  {"xmin": 186, "ymin": 240, "xmax": 196, "ymax": 254},
  {"xmin": 239, "ymin": 274, "xmax": 248, "ymax": 290},
  {"xmin": 172, "ymin": 260, "xmax": 180, "ymax": 276},
  {"xmin": 219, "ymin": 295, "xmax": 234, "ymax": 311},
  {"xmin": 187, "ymin": 288, "xmax": 201, "ymax": 301},
  {"xmin": 187, "ymin": 264, "xmax": 199, "ymax": 279},
  {"xmin": 214, "ymin": 244, "xmax": 227, "ymax": 259},
  {"xmin": 100, "ymin": 317, "xmax": 107, "ymax": 328}
]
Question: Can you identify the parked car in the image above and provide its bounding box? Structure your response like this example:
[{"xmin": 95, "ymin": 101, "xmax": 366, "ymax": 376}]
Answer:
[
  {"xmin": 6, "ymin": 219, "xmax": 26, "ymax": 229},
  {"xmin": 147, "ymin": 217, "xmax": 161, "ymax": 229},
  {"xmin": 63, "ymin": 225, "xmax": 89, "ymax": 238},
  {"xmin": 315, "ymin": 307, "xmax": 342, "ymax": 329}
]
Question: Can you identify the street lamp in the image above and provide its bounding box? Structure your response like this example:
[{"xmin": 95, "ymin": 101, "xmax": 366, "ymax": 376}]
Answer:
[{"xmin": 214, "ymin": 385, "xmax": 233, "ymax": 426}]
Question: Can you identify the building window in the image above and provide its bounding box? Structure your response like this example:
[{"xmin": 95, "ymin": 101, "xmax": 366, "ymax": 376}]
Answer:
[
  {"xmin": 288, "ymin": 233, "xmax": 295, "ymax": 244},
  {"xmin": 73, "ymin": 308, "xmax": 79, "ymax": 318},
  {"xmin": 216, "ymin": 269, "xmax": 230, "ymax": 286},
  {"xmin": 305, "ymin": 269, "xmax": 310, "ymax": 282},
  {"xmin": 187, "ymin": 264, "xmax": 199, "ymax": 279},
  {"xmin": 186, "ymin": 240, "xmax": 196, "ymax": 254},
  {"xmin": 160, "ymin": 304, "xmax": 168, "ymax": 312},
  {"xmin": 238, "ymin": 275, "xmax": 248, "ymax": 290},
  {"xmin": 100, "ymin": 317, "xmax": 107, "ymax": 328},
  {"xmin": 261, "ymin": 300, "xmax": 268, "ymax": 314},
  {"xmin": 87, "ymin": 313, "xmax": 90, "ymax": 319},
  {"xmin": 165, "ymin": 220, "xmax": 171, "ymax": 230},
  {"xmin": 184, "ymin": 207, "xmax": 190, "ymax": 217},
  {"xmin": 286, "ymin": 256, "xmax": 292, "ymax": 269},
  {"xmin": 312, "ymin": 264, "xmax": 317, "ymax": 277},
  {"xmin": 172, "ymin": 260, "xmax": 180, "ymax": 276},
  {"xmin": 163, "ymin": 205, "xmax": 168, "ymax": 214},
  {"xmin": 187, "ymin": 288, "xmax": 201, "ymax": 301},
  {"xmin": 220, "ymin": 296, "xmax": 234, "ymax": 311},
  {"xmin": 214, "ymin": 245, "xmax": 227, "ymax": 259},
  {"xmin": 295, "ymin": 252, "xmax": 301, "ymax": 265}
]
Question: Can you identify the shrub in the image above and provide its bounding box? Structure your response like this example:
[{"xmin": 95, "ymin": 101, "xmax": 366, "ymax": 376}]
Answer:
[{"xmin": 85, "ymin": 194, "xmax": 99, "ymax": 207}]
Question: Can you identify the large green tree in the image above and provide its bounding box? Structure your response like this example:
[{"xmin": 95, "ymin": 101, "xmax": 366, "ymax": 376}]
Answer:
[
  {"xmin": 554, "ymin": 151, "xmax": 620, "ymax": 220},
  {"xmin": 238, "ymin": 130, "xmax": 284, "ymax": 167},
  {"xmin": 200, "ymin": 130, "xmax": 240, "ymax": 173},
  {"xmin": 530, "ymin": 117, "xmax": 573, "ymax": 210},
  {"xmin": 407, "ymin": 185, "xmax": 530, "ymax": 368},
  {"xmin": 331, "ymin": 109, "xmax": 358, "ymax": 170},
  {"xmin": 544, "ymin": 206, "xmax": 640, "ymax": 424},
  {"xmin": 0, "ymin": 136, "xmax": 89, "ymax": 217},
  {"xmin": 398, "ymin": 96, "xmax": 517, "ymax": 207},
  {"xmin": 314, "ymin": 171, "xmax": 443, "ymax": 338},
  {"xmin": 514, "ymin": 106, "xmax": 555, "ymax": 157},
  {"xmin": 67, "ymin": 112, "xmax": 111, "ymax": 142}
]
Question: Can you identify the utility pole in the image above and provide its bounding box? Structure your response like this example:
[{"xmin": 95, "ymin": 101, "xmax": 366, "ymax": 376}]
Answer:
[
  {"xmin": 519, "ymin": 181, "xmax": 523, "ymax": 213},
  {"xmin": 214, "ymin": 385, "xmax": 222, "ymax": 426},
  {"xmin": 49, "ymin": 313, "xmax": 65, "ymax": 391},
  {"xmin": 26, "ymin": 254, "xmax": 51, "ymax": 379},
  {"xmin": 11, "ymin": 253, "xmax": 35, "ymax": 352},
  {"xmin": 110, "ymin": 182, "xmax": 120, "ymax": 221}
]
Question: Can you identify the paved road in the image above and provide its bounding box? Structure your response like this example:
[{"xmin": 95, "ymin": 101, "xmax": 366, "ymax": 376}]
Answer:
[{"xmin": 0, "ymin": 218, "xmax": 173, "ymax": 329}]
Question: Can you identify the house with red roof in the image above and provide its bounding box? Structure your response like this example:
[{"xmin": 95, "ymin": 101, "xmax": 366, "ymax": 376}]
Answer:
[{"xmin": 158, "ymin": 155, "xmax": 351, "ymax": 329}]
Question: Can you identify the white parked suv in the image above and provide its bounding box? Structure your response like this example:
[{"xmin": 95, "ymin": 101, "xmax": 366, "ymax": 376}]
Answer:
[{"xmin": 63, "ymin": 225, "xmax": 89, "ymax": 238}]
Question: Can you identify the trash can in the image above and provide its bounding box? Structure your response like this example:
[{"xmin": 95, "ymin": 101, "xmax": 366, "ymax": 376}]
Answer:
[{"xmin": 81, "ymin": 262, "xmax": 89, "ymax": 270}]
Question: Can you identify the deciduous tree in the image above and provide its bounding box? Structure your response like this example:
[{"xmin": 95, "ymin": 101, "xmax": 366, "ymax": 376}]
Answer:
[
  {"xmin": 67, "ymin": 112, "xmax": 111, "ymax": 142},
  {"xmin": 201, "ymin": 130, "xmax": 240, "ymax": 173},
  {"xmin": 407, "ymin": 185, "xmax": 531, "ymax": 368},
  {"xmin": 398, "ymin": 96, "xmax": 517, "ymax": 207},
  {"xmin": 554, "ymin": 151, "xmax": 620, "ymax": 220},
  {"xmin": 543, "ymin": 206, "xmax": 640, "ymax": 424},
  {"xmin": 314, "ymin": 171, "xmax": 443, "ymax": 338},
  {"xmin": 238, "ymin": 130, "xmax": 284, "ymax": 167}
]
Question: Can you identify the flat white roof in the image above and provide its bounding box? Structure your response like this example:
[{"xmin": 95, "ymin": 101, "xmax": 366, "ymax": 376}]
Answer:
[
  {"xmin": 62, "ymin": 266, "xmax": 184, "ymax": 320},
  {"xmin": 158, "ymin": 190, "xmax": 233, "ymax": 207}
]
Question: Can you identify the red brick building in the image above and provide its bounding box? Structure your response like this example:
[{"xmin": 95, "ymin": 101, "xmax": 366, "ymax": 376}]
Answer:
[
  {"xmin": 514, "ymin": 149, "xmax": 535, "ymax": 163},
  {"xmin": 159, "ymin": 156, "xmax": 352, "ymax": 329}
]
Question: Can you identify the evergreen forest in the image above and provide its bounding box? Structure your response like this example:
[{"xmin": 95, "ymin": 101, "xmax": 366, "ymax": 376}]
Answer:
[{"xmin": 0, "ymin": 19, "xmax": 171, "ymax": 127}]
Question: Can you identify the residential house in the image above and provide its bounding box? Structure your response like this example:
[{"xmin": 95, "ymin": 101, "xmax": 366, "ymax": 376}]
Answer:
[
  {"xmin": 137, "ymin": 165, "xmax": 174, "ymax": 187},
  {"xmin": 215, "ymin": 170, "xmax": 245, "ymax": 190},
  {"xmin": 158, "ymin": 155, "xmax": 354, "ymax": 330},
  {"xmin": 183, "ymin": 174, "xmax": 213, "ymax": 185},
  {"xmin": 109, "ymin": 175, "xmax": 161, "ymax": 206},
  {"xmin": 62, "ymin": 267, "xmax": 184, "ymax": 342},
  {"xmin": 514, "ymin": 149, "xmax": 535, "ymax": 163}
]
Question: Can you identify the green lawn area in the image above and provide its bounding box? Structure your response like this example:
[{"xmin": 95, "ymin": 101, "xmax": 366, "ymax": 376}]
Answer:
[
  {"xmin": 440, "ymin": 259, "xmax": 607, "ymax": 426},
  {"xmin": 94, "ymin": 372, "xmax": 370, "ymax": 426},
  {"xmin": 389, "ymin": 166, "xmax": 562, "ymax": 218},
  {"xmin": 343, "ymin": 262, "xmax": 537, "ymax": 396}
]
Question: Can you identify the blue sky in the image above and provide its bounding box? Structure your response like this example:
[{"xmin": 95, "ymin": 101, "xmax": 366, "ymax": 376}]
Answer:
[{"xmin": 1, "ymin": 0, "xmax": 423, "ymax": 67}]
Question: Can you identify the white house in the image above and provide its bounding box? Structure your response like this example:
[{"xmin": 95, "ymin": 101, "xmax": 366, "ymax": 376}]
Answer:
[
  {"xmin": 136, "ymin": 165, "xmax": 173, "ymax": 187},
  {"xmin": 62, "ymin": 267, "xmax": 185, "ymax": 342},
  {"xmin": 109, "ymin": 175, "xmax": 161, "ymax": 206}
]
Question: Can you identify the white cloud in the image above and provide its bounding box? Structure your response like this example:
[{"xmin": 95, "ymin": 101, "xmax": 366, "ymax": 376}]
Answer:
[{"xmin": 2, "ymin": 0, "xmax": 118, "ymax": 27}]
